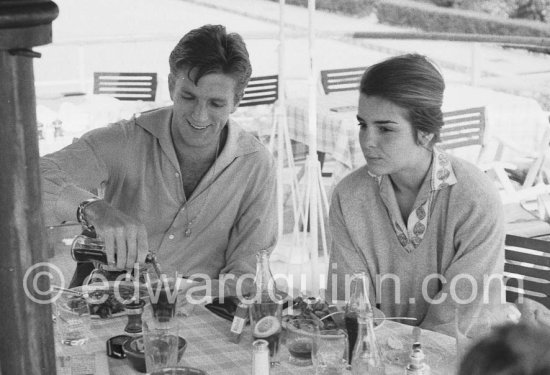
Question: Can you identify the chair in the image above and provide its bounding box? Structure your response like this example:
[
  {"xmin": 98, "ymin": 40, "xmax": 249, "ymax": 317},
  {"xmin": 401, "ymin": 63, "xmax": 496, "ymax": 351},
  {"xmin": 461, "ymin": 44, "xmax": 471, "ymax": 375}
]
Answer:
[
  {"xmin": 233, "ymin": 75, "xmax": 279, "ymax": 139},
  {"xmin": 93, "ymin": 72, "xmax": 157, "ymax": 102},
  {"xmin": 239, "ymin": 75, "xmax": 278, "ymax": 107},
  {"xmin": 320, "ymin": 66, "xmax": 366, "ymax": 95},
  {"xmin": 438, "ymin": 107, "xmax": 487, "ymax": 164},
  {"xmin": 504, "ymin": 234, "xmax": 550, "ymax": 309}
]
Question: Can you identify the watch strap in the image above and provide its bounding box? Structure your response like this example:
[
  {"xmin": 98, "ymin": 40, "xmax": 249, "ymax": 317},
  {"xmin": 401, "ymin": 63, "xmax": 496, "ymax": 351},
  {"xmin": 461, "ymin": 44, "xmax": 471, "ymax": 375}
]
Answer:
[{"xmin": 76, "ymin": 197, "xmax": 101, "ymax": 231}]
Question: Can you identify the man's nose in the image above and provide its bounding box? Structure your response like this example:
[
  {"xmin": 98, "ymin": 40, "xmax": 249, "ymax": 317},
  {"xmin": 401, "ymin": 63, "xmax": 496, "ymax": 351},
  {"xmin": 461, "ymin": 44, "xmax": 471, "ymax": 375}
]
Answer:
[{"xmin": 192, "ymin": 103, "xmax": 208, "ymax": 122}]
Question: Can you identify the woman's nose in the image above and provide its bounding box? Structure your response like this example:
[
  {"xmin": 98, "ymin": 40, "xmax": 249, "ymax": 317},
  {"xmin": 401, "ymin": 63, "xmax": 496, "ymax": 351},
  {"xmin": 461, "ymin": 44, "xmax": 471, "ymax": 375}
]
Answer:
[{"xmin": 360, "ymin": 126, "xmax": 377, "ymax": 148}]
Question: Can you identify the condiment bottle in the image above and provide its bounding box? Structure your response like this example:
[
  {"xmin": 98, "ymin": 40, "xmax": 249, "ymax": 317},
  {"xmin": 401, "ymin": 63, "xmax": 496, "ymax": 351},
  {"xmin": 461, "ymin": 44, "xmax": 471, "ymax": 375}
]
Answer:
[
  {"xmin": 228, "ymin": 302, "xmax": 249, "ymax": 344},
  {"xmin": 405, "ymin": 344, "xmax": 431, "ymax": 375},
  {"xmin": 252, "ymin": 339, "xmax": 270, "ymax": 375},
  {"xmin": 124, "ymin": 299, "xmax": 145, "ymax": 334},
  {"xmin": 351, "ymin": 312, "xmax": 386, "ymax": 375},
  {"xmin": 345, "ymin": 271, "xmax": 371, "ymax": 364}
]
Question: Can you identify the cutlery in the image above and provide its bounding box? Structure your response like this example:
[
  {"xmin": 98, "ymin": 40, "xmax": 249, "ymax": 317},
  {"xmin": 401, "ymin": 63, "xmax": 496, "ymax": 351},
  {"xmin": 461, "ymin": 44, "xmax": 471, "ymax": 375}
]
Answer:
[{"xmin": 319, "ymin": 310, "xmax": 418, "ymax": 321}]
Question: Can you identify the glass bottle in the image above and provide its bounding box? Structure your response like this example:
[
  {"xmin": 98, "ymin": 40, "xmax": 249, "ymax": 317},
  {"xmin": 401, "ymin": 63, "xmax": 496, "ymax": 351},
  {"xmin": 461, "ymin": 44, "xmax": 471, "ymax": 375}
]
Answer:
[
  {"xmin": 345, "ymin": 271, "xmax": 372, "ymax": 364},
  {"xmin": 249, "ymin": 249, "xmax": 283, "ymax": 366},
  {"xmin": 351, "ymin": 312, "xmax": 386, "ymax": 375},
  {"xmin": 405, "ymin": 344, "xmax": 431, "ymax": 375}
]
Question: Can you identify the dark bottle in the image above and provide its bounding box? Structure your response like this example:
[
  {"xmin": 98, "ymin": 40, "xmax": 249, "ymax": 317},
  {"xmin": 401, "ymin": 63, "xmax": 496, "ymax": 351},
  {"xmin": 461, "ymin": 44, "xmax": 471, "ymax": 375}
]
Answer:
[{"xmin": 344, "ymin": 271, "xmax": 372, "ymax": 364}]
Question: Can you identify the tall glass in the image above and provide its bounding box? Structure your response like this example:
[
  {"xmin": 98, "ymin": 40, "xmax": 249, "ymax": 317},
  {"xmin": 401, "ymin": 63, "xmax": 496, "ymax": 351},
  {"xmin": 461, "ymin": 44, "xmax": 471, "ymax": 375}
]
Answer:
[
  {"xmin": 312, "ymin": 329, "xmax": 349, "ymax": 375},
  {"xmin": 250, "ymin": 300, "xmax": 283, "ymax": 366},
  {"xmin": 286, "ymin": 318, "xmax": 320, "ymax": 366},
  {"xmin": 143, "ymin": 320, "xmax": 179, "ymax": 372}
]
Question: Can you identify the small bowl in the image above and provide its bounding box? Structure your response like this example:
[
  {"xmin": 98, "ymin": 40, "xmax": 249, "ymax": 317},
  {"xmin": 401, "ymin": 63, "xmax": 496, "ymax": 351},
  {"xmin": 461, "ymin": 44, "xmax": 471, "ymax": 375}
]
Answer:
[
  {"xmin": 123, "ymin": 335, "xmax": 187, "ymax": 373},
  {"xmin": 150, "ymin": 367, "xmax": 207, "ymax": 375}
]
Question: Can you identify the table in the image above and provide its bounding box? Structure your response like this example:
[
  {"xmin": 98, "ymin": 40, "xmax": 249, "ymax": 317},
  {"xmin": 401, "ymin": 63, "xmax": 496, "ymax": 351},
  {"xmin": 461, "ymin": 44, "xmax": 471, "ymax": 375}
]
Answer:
[
  {"xmin": 286, "ymin": 85, "xmax": 549, "ymax": 181},
  {"xmin": 55, "ymin": 304, "xmax": 457, "ymax": 374}
]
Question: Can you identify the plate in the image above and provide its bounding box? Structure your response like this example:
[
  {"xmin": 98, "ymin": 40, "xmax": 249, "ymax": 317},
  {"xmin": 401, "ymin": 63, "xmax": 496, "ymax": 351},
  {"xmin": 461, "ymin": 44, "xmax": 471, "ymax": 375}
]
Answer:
[{"xmin": 61, "ymin": 281, "xmax": 150, "ymax": 319}]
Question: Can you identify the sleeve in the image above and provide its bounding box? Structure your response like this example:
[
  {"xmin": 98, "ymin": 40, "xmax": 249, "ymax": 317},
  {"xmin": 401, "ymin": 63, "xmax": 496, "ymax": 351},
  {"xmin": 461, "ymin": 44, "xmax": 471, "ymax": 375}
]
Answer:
[
  {"xmin": 220, "ymin": 153, "xmax": 278, "ymax": 287},
  {"xmin": 325, "ymin": 186, "xmax": 374, "ymax": 304},
  {"xmin": 420, "ymin": 183, "xmax": 505, "ymax": 333},
  {"xmin": 40, "ymin": 124, "xmax": 128, "ymax": 226}
]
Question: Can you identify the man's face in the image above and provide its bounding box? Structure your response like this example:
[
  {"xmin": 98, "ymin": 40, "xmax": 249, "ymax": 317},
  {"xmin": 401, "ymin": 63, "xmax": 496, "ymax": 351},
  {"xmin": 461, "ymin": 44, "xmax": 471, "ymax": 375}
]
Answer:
[{"xmin": 169, "ymin": 68, "xmax": 238, "ymax": 147}]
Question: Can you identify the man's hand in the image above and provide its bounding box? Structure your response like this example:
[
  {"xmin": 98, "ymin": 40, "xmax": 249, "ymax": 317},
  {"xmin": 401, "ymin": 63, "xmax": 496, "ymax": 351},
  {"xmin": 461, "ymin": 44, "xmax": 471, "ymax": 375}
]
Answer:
[{"xmin": 83, "ymin": 200, "xmax": 149, "ymax": 270}]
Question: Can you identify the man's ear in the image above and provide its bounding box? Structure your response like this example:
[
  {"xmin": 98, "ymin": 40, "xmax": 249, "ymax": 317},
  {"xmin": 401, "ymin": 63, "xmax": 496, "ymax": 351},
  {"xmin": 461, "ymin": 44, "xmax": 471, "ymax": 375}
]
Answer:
[
  {"xmin": 168, "ymin": 73, "xmax": 175, "ymax": 101},
  {"xmin": 418, "ymin": 131, "xmax": 434, "ymax": 146}
]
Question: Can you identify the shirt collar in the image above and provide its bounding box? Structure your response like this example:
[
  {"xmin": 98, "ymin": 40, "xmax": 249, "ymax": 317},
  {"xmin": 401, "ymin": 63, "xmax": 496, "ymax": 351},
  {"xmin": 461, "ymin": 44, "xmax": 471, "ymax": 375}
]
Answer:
[
  {"xmin": 369, "ymin": 146, "xmax": 457, "ymax": 191},
  {"xmin": 134, "ymin": 106, "xmax": 264, "ymax": 170}
]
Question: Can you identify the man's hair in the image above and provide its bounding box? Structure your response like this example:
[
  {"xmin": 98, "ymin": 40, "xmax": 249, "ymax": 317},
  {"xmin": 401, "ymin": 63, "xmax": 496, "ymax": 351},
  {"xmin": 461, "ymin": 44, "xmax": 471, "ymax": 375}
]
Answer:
[
  {"xmin": 360, "ymin": 53, "xmax": 445, "ymax": 144},
  {"xmin": 169, "ymin": 24, "xmax": 252, "ymax": 105},
  {"xmin": 458, "ymin": 322, "xmax": 550, "ymax": 375}
]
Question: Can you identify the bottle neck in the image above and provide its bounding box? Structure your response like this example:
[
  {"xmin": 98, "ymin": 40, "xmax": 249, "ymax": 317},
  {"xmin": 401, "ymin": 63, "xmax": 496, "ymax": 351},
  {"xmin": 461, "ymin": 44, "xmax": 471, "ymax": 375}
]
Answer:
[{"xmin": 254, "ymin": 250, "xmax": 277, "ymax": 299}]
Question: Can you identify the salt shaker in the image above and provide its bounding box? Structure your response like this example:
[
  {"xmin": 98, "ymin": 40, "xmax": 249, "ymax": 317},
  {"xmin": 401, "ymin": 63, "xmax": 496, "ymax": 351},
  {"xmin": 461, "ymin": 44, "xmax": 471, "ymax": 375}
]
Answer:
[{"xmin": 252, "ymin": 339, "xmax": 270, "ymax": 375}]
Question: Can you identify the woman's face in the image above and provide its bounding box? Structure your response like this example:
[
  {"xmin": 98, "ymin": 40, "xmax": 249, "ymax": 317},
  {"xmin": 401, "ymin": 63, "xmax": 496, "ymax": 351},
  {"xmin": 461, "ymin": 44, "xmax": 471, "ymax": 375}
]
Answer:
[{"xmin": 357, "ymin": 94, "xmax": 427, "ymax": 176}]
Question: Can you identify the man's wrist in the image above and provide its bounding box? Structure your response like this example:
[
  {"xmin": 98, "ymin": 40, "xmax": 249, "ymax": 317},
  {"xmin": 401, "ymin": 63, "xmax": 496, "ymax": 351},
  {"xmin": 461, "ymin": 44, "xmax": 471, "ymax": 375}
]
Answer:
[{"xmin": 76, "ymin": 197, "xmax": 102, "ymax": 231}]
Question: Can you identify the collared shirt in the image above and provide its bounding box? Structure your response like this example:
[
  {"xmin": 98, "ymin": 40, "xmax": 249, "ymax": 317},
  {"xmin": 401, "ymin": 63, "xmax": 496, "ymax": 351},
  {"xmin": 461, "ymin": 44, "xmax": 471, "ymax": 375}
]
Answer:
[
  {"xmin": 372, "ymin": 147, "xmax": 458, "ymax": 252},
  {"xmin": 41, "ymin": 107, "xmax": 277, "ymax": 279}
]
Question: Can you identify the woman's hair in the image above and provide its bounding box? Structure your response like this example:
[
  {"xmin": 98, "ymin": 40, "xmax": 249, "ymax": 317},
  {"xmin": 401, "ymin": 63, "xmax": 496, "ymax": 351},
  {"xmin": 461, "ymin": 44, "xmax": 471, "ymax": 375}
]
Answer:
[
  {"xmin": 169, "ymin": 24, "xmax": 252, "ymax": 105},
  {"xmin": 360, "ymin": 53, "xmax": 445, "ymax": 144},
  {"xmin": 458, "ymin": 323, "xmax": 550, "ymax": 375}
]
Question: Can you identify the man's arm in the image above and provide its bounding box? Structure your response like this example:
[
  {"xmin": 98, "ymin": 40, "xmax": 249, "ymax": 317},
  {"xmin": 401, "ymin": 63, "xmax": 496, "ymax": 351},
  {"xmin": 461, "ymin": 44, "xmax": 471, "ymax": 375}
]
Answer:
[{"xmin": 40, "ymin": 125, "xmax": 148, "ymax": 269}]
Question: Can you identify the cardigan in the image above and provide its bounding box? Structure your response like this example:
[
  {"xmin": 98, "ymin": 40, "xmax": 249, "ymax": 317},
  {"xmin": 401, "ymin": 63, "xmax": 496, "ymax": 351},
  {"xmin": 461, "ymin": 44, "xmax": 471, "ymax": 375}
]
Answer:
[{"xmin": 326, "ymin": 154, "xmax": 505, "ymax": 331}]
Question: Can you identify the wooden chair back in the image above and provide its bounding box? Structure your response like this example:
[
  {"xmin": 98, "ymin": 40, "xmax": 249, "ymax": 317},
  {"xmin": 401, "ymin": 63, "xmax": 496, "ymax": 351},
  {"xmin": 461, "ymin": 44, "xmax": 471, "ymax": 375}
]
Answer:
[
  {"xmin": 320, "ymin": 66, "xmax": 366, "ymax": 95},
  {"xmin": 93, "ymin": 72, "xmax": 157, "ymax": 102},
  {"xmin": 439, "ymin": 107, "xmax": 486, "ymax": 161},
  {"xmin": 504, "ymin": 234, "xmax": 550, "ymax": 308},
  {"xmin": 238, "ymin": 75, "xmax": 279, "ymax": 107}
]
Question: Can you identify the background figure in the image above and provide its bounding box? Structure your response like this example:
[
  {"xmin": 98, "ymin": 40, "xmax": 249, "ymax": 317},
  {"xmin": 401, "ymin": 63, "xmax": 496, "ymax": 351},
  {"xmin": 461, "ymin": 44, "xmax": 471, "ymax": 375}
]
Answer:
[{"xmin": 458, "ymin": 323, "xmax": 550, "ymax": 375}]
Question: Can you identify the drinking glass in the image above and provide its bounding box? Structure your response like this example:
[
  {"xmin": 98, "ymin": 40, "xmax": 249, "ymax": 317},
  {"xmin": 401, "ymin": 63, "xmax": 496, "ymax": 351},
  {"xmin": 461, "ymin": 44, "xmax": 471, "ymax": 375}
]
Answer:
[
  {"xmin": 286, "ymin": 318, "xmax": 320, "ymax": 366},
  {"xmin": 143, "ymin": 320, "xmax": 179, "ymax": 372},
  {"xmin": 54, "ymin": 292, "xmax": 91, "ymax": 346},
  {"xmin": 312, "ymin": 329, "xmax": 349, "ymax": 375},
  {"xmin": 455, "ymin": 305, "xmax": 493, "ymax": 362}
]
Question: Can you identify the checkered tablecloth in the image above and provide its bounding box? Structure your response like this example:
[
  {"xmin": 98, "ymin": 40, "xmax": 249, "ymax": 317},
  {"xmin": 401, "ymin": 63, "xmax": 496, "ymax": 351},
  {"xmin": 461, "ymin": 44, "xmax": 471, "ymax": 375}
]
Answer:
[{"xmin": 55, "ymin": 304, "xmax": 457, "ymax": 374}]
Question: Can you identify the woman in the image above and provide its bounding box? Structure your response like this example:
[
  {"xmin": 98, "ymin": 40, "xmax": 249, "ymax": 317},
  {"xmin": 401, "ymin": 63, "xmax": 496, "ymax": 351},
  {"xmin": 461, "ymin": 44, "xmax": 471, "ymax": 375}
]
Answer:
[{"xmin": 326, "ymin": 54, "xmax": 505, "ymax": 331}]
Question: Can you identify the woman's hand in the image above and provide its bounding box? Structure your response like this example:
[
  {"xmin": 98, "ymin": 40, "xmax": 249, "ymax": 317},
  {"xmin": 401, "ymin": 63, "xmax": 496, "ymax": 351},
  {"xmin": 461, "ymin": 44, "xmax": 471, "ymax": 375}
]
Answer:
[{"xmin": 83, "ymin": 200, "xmax": 149, "ymax": 270}]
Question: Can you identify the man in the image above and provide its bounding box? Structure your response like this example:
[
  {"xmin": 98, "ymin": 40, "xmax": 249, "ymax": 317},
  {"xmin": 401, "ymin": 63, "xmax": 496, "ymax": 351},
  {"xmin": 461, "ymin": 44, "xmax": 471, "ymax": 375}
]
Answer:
[{"xmin": 41, "ymin": 25, "xmax": 277, "ymax": 295}]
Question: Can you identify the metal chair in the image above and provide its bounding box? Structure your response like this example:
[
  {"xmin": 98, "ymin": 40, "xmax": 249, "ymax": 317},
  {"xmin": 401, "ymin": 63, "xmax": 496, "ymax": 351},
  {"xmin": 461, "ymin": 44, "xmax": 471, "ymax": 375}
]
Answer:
[
  {"xmin": 504, "ymin": 234, "xmax": 550, "ymax": 309},
  {"xmin": 320, "ymin": 66, "xmax": 366, "ymax": 95},
  {"xmin": 239, "ymin": 75, "xmax": 278, "ymax": 107},
  {"xmin": 438, "ymin": 106, "xmax": 487, "ymax": 163},
  {"xmin": 93, "ymin": 72, "xmax": 157, "ymax": 102}
]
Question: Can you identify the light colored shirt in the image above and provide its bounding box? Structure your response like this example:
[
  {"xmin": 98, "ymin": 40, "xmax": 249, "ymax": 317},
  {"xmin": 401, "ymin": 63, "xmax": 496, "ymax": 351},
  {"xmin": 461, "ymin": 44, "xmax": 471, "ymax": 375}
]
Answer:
[
  {"xmin": 326, "ymin": 152, "xmax": 505, "ymax": 331},
  {"xmin": 373, "ymin": 147, "xmax": 458, "ymax": 251},
  {"xmin": 40, "ymin": 107, "xmax": 277, "ymax": 281}
]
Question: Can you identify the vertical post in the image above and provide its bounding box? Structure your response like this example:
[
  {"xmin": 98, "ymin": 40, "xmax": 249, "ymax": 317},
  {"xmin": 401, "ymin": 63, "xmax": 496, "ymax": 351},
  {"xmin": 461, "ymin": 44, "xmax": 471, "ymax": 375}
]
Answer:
[
  {"xmin": 78, "ymin": 44, "xmax": 86, "ymax": 93},
  {"xmin": 276, "ymin": 0, "xmax": 286, "ymax": 240},
  {"xmin": 470, "ymin": 42, "xmax": 480, "ymax": 86},
  {"xmin": 0, "ymin": 1, "xmax": 58, "ymax": 374},
  {"xmin": 307, "ymin": 0, "xmax": 320, "ymax": 296}
]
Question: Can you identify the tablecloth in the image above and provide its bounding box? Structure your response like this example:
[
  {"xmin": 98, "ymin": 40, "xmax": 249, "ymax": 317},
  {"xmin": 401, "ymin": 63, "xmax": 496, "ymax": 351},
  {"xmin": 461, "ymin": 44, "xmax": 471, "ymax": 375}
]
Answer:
[{"xmin": 55, "ymin": 304, "xmax": 457, "ymax": 375}]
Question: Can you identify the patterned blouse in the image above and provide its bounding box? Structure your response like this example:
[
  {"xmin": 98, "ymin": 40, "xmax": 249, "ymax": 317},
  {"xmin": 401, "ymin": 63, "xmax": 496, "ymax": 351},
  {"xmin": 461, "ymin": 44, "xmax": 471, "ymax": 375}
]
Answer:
[{"xmin": 370, "ymin": 147, "xmax": 458, "ymax": 252}]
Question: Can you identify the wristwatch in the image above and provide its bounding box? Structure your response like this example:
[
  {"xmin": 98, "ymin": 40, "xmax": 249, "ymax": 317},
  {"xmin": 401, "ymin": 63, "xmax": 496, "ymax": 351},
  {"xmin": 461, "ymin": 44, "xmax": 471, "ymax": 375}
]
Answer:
[{"xmin": 76, "ymin": 197, "xmax": 102, "ymax": 231}]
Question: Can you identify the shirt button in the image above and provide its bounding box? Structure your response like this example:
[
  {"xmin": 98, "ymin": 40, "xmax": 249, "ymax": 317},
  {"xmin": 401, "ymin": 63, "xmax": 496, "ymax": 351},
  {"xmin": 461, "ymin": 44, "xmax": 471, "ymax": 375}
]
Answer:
[
  {"xmin": 168, "ymin": 234, "xmax": 175, "ymax": 240},
  {"xmin": 175, "ymin": 172, "xmax": 180, "ymax": 177}
]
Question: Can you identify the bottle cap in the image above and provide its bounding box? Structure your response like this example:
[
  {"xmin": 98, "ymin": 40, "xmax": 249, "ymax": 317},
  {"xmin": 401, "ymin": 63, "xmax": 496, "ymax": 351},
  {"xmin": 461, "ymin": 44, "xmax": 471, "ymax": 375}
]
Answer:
[
  {"xmin": 106, "ymin": 335, "xmax": 131, "ymax": 359},
  {"xmin": 252, "ymin": 339, "xmax": 269, "ymax": 352}
]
